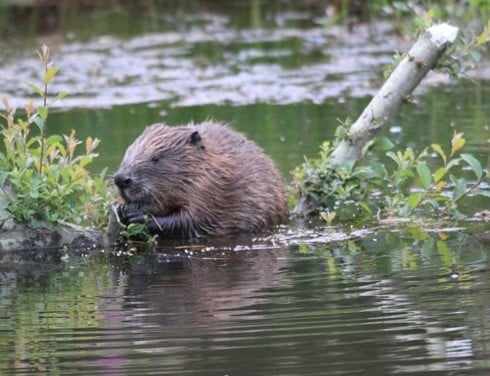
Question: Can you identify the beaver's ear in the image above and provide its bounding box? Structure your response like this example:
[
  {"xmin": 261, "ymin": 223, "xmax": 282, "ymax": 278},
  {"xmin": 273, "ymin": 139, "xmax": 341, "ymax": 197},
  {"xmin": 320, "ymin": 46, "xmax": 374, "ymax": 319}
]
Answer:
[{"xmin": 189, "ymin": 131, "xmax": 205, "ymax": 150}]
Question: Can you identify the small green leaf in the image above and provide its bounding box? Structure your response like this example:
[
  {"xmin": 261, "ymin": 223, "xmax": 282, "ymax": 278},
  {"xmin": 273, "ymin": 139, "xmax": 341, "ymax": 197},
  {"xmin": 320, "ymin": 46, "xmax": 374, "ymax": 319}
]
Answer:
[
  {"xmin": 460, "ymin": 153, "xmax": 483, "ymax": 180},
  {"xmin": 359, "ymin": 202, "xmax": 372, "ymax": 214},
  {"xmin": 373, "ymin": 136, "xmax": 395, "ymax": 151},
  {"xmin": 446, "ymin": 158, "xmax": 460, "ymax": 170},
  {"xmin": 27, "ymin": 82, "xmax": 44, "ymax": 98},
  {"xmin": 469, "ymin": 50, "xmax": 481, "ymax": 62},
  {"xmin": 361, "ymin": 139, "xmax": 374, "ymax": 157},
  {"xmin": 32, "ymin": 114, "xmax": 45, "ymax": 131},
  {"xmin": 386, "ymin": 151, "xmax": 400, "ymax": 165},
  {"xmin": 431, "ymin": 143, "xmax": 446, "ymax": 165},
  {"xmin": 29, "ymin": 191, "xmax": 40, "ymax": 199},
  {"xmin": 46, "ymin": 134, "xmax": 64, "ymax": 145},
  {"xmin": 474, "ymin": 190, "xmax": 490, "ymax": 198},
  {"xmin": 451, "ymin": 176, "xmax": 467, "ymax": 201},
  {"xmin": 433, "ymin": 167, "xmax": 447, "ymax": 183},
  {"xmin": 0, "ymin": 171, "xmax": 9, "ymax": 186},
  {"xmin": 45, "ymin": 67, "xmax": 59, "ymax": 83},
  {"xmin": 416, "ymin": 162, "xmax": 431, "ymax": 189},
  {"xmin": 38, "ymin": 106, "xmax": 48, "ymax": 121},
  {"xmin": 78, "ymin": 156, "xmax": 93, "ymax": 168},
  {"xmin": 408, "ymin": 192, "xmax": 423, "ymax": 209}
]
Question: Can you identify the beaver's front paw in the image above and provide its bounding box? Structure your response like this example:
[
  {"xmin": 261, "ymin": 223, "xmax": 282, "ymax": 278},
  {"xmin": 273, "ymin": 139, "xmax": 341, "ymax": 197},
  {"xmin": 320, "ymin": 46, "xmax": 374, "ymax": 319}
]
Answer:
[
  {"xmin": 113, "ymin": 203, "xmax": 129, "ymax": 225},
  {"xmin": 121, "ymin": 209, "xmax": 167, "ymax": 234},
  {"xmin": 114, "ymin": 204, "xmax": 149, "ymax": 227},
  {"xmin": 125, "ymin": 209, "xmax": 147, "ymax": 225}
]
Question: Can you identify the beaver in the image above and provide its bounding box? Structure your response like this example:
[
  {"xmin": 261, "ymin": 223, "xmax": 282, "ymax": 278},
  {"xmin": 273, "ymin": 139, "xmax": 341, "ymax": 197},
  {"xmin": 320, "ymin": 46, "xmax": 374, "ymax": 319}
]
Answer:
[{"xmin": 114, "ymin": 121, "xmax": 288, "ymax": 238}]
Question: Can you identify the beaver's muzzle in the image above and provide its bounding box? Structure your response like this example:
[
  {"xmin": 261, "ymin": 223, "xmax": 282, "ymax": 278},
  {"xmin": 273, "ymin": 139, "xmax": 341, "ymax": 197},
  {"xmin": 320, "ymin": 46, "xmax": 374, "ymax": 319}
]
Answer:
[
  {"xmin": 114, "ymin": 172, "xmax": 135, "ymax": 202},
  {"xmin": 114, "ymin": 172, "xmax": 132, "ymax": 190}
]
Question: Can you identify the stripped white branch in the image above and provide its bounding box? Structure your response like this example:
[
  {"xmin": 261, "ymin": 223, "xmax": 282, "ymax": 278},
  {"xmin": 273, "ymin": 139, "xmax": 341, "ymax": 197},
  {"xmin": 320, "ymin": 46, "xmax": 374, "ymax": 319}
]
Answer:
[
  {"xmin": 328, "ymin": 23, "xmax": 459, "ymax": 166},
  {"xmin": 295, "ymin": 23, "xmax": 459, "ymax": 215}
]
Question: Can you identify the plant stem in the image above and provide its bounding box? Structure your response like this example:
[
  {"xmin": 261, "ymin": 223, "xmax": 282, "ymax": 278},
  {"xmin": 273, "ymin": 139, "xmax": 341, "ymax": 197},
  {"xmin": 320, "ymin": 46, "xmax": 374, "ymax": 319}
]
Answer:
[
  {"xmin": 453, "ymin": 175, "xmax": 486, "ymax": 204},
  {"xmin": 38, "ymin": 52, "xmax": 49, "ymax": 175}
]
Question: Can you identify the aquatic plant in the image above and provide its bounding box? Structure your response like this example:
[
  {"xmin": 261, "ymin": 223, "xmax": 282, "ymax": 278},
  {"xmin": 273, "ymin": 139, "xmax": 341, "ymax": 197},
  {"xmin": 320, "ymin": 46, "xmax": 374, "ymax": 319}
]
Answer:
[
  {"xmin": 113, "ymin": 205, "xmax": 157, "ymax": 248},
  {"xmin": 0, "ymin": 45, "xmax": 113, "ymax": 228}
]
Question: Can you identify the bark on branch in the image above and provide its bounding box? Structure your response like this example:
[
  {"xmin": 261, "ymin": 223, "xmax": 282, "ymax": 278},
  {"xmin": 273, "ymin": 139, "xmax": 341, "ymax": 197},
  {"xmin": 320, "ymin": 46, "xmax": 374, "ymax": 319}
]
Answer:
[
  {"xmin": 295, "ymin": 23, "xmax": 459, "ymax": 215},
  {"xmin": 329, "ymin": 23, "xmax": 459, "ymax": 165}
]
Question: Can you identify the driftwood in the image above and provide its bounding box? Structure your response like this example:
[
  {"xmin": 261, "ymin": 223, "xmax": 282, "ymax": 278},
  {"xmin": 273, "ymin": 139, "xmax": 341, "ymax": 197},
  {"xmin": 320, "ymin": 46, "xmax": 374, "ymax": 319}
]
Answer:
[{"xmin": 295, "ymin": 23, "xmax": 459, "ymax": 214}]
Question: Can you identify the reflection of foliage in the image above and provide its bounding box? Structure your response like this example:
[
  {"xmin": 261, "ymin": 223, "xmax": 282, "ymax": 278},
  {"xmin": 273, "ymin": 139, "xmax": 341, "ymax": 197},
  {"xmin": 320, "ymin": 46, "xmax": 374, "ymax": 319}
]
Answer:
[
  {"xmin": 298, "ymin": 227, "xmax": 479, "ymax": 284},
  {"xmin": 0, "ymin": 45, "xmax": 114, "ymax": 228},
  {"xmin": 292, "ymin": 129, "xmax": 489, "ymax": 224},
  {"xmin": 0, "ymin": 259, "xmax": 114, "ymax": 373}
]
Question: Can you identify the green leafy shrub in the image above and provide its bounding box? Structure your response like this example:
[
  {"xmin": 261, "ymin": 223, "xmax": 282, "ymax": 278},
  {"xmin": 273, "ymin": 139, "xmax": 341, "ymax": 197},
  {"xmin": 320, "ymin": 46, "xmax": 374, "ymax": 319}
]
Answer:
[
  {"xmin": 0, "ymin": 45, "xmax": 113, "ymax": 228},
  {"xmin": 292, "ymin": 128, "xmax": 489, "ymax": 225}
]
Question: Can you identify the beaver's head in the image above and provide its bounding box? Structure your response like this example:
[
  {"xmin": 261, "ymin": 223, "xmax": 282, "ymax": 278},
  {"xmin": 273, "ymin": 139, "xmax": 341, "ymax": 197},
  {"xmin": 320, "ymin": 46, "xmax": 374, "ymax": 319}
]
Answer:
[{"xmin": 114, "ymin": 124, "xmax": 206, "ymax": 215}]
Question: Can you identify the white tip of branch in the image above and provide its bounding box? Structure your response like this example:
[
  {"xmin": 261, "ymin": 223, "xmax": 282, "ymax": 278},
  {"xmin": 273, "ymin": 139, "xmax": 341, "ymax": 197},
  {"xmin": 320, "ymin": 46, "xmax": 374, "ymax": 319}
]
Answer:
[{"xmin": 427, "ymin": 23, "xmax": 459, "ymax": 47}]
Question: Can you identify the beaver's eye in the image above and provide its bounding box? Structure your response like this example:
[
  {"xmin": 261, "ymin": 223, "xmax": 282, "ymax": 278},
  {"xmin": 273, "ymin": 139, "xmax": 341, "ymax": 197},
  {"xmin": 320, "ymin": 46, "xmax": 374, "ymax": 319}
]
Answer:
[{"xmin": 150, "ymin": 155, "xmax": 161, "ymax": 163}]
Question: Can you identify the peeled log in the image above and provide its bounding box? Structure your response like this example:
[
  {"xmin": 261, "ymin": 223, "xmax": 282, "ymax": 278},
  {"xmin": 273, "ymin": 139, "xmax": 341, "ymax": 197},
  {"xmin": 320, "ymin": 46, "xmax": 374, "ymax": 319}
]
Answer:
[{"xmin": 329, "ymin": 23, "xmax": 459, "ymax": 166}]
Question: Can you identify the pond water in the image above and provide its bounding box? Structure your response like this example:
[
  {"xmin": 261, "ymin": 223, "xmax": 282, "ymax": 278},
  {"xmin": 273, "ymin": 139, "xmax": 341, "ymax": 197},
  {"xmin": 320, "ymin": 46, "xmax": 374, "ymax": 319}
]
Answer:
[
  {"xmin": 1, "ymin": 228, "xmax": 490, "ymax": 375},
  {"xmin": 0, "ymin": 1, "xmax": 489, "ymax": 375}
]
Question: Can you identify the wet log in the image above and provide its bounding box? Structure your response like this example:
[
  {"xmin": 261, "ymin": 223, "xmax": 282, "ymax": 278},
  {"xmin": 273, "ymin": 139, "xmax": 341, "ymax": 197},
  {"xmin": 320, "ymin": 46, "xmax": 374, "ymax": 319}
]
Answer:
[
  {"xmin": 0, "ymin": 192, "xmax": 106, "ymax": 252},
  {"xmin": 0, "ymin": 220, "xmax": 106, "ymax": 252}
]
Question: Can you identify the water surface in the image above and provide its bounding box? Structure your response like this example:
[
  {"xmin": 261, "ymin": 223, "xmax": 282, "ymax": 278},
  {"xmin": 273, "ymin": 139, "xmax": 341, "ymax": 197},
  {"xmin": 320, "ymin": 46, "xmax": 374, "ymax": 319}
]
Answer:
[{"xmin": 1, "ymin": 228, "xmax": 490, "ymax": 375}]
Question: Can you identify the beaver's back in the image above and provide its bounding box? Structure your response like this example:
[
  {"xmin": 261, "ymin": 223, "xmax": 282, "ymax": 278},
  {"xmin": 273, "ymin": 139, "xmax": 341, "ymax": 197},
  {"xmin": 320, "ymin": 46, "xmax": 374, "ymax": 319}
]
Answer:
[{"xmin": 195, "ymin": 122, "xmax": 288, "ymax": 232}]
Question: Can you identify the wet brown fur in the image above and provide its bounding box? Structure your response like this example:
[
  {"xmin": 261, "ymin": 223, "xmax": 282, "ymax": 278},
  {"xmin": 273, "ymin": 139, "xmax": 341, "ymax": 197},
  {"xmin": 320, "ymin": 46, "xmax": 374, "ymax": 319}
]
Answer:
[{"xmin": 115, "ymin": 121, "xmax": 288, "ymax": 237}]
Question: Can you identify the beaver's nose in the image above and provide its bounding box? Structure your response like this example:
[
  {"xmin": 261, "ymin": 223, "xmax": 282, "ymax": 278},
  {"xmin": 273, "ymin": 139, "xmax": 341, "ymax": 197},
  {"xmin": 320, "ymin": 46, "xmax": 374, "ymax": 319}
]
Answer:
[{"xmin": 114, "ymin": 172, "xmax": 132, "ymax": 189}]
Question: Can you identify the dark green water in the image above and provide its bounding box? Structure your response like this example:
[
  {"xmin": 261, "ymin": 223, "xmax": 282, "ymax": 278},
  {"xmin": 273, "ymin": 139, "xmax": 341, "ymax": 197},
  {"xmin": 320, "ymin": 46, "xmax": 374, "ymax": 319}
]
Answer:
[
  {"xmin": 0, "ymin": 1, "xmax": 489, "ymax": 375},
  {"xmin": 47, "ymin": 81, "xmax": 489, "ymax": 178}
]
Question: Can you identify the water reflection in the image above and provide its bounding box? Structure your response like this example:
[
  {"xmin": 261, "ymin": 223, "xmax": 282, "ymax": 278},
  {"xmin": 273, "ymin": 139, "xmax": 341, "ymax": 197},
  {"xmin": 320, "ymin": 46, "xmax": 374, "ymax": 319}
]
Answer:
[
  {"xmin": 0, "ymin": 20, "xmax": 401, "ymax": 109},
  {"xmin": 121, "ymin": 246, "xmax": 290, "ymax": 325},
  {"xmin": 1, "ymin": 230, "xmax": 489, "ymax": 375}
]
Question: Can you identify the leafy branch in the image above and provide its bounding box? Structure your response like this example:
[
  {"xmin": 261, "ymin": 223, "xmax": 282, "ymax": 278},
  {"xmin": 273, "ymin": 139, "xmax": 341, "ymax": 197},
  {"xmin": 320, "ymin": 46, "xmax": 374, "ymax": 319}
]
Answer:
[
  {"xmin": 0, "ymin": 45, "xmax": 113, "ymax": 228},
  {"xmin": 291, "ymin": 126, "xmax": 489, "ymax": 225}
]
